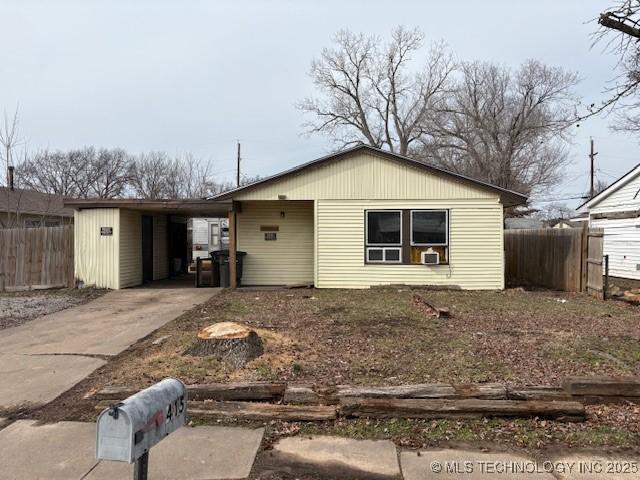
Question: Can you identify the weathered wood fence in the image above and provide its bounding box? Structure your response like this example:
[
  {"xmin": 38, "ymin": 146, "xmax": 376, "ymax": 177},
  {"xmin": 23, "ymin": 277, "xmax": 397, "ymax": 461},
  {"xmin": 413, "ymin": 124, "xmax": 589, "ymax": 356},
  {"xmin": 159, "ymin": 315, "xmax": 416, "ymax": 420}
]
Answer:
[
  {"xmin": 505, "ymin": 227, "xmax": 604, "ymax": 297},
  {"xmin": 0, "ymin": 225, "xmax": 74, "ymax": 291}
]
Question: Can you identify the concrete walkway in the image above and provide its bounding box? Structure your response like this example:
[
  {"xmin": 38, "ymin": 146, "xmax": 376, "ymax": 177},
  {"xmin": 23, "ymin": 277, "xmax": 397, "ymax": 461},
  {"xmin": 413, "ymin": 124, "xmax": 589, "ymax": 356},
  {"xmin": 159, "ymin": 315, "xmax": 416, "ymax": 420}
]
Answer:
[
  {"xmin": 0, "ymin": 286, "xmax": 217, "ymax": 409},
  {"xmin": 0, "ymin": 420, "xmax": 635, "ymax": 480}
]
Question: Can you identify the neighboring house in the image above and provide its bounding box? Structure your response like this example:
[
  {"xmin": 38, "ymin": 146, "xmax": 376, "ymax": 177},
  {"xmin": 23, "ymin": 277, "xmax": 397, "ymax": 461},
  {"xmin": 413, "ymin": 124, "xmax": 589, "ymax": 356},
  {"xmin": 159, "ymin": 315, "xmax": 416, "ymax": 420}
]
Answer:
[
  {"xmin": 0, "ymin": 186, "xmax": 73, "ymax": 228},
  {"xmin": 504, "ymin": 218, "xmax": 543, "ymax": 230},
  {"xmin": 577, "ymin": 163, "xmax": 640, "ymax": 280},
  {"xmin": 190, "ymin": 217, "xmax": 229, "ymax": 262},
  {"xmin": 550, "ymin": 219, "xmax": 575, "ymax": 229},
  {"xmin": 67, "ymin": 146, "xmax": 526, "ymax": 290}
]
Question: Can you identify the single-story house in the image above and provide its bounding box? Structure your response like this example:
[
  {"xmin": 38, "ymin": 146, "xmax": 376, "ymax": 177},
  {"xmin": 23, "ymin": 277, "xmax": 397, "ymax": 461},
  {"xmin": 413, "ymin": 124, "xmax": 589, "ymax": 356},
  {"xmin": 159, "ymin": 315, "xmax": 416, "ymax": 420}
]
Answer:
[
  {"xmin": 0, "ymin": 186, "xmax": 73, "ymax": 228},
  {"xmin": 66, "ymin": 146, "xmax": 526, "ymax": 290},
  {"xmin": 577, "ymin": 162, "xmax": 640, "ymax": 280}
]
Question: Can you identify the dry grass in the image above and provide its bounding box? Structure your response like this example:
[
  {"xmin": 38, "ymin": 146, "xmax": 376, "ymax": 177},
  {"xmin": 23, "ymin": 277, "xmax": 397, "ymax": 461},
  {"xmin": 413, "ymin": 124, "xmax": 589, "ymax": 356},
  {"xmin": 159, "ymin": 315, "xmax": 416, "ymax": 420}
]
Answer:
[{"xmin": 81, "ymin": 286, "xmax": 640, "ymax": 388}]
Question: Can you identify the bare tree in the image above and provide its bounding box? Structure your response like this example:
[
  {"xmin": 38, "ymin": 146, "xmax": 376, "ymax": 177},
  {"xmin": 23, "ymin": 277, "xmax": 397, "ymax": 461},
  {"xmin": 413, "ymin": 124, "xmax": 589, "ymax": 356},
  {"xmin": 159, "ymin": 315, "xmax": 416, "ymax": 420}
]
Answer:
[
  {"xmin": 298, "ymin": 27, "xmax": 454, "ymax": 155},
  {"xmin": 89, "ymin": 148, "xmax": 132, "ymax": 198},
  {"xmin": 423, "ymin": 60, "xmax": 580, "ymax": 196},
  {"xmin": 0, "ymin": 107, "xmax": 20, "ymax": 187},
  {"xmin": 586, "ymin": 1, "xmax": 640, "ymax": 129},
  {"xmin": 130, "ymin": 151, "xmax": 171, "ymax": 199},
  {"xmin": 19, "ymin": 149, "xmax": 88, "ymax": 197}
]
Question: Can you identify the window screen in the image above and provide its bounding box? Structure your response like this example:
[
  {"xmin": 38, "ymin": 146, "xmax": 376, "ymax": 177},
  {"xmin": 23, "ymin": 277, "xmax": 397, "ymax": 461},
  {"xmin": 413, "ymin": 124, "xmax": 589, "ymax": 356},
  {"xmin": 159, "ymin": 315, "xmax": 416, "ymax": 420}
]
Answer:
[
  {"xmin": 366, "ymin": 211, "xmax": 401, "ymax": 245},
  {"xmin": 411, "ymin": 210, "xmax": 448, "ymax": 245}
]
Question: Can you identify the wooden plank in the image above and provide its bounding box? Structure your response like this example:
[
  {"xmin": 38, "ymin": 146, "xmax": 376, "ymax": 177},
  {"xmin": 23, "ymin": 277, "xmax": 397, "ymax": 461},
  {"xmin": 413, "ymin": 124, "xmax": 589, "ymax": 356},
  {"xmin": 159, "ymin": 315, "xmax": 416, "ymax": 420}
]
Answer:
[
  {"xmin": 228, "ymin": 209, "xmax": 237, "ymax": 288},
  {"xmin": 189, "ymin": 401, "xmax": 337, "ymax": 421},
  {"xmin": 339, "ymin": 398, "xmax": 586, "ymax": 422},
  {"xmin": 562, "ymin": 376, "xmax": 640, "ymax": 397},
  {"xmin": 95, "ymin": 382, "xmax": 286, "ymax": 401},
  {"xmin": 506, "ymin": 386, "xmax": 572, "ymax": 401},
  {"xmin": 283, "ymin": 385, "xmax": 338, "ymax": 405},
  {"xmin": 337, "ymin": 383, "xmax": 506, "ymax": 400}
]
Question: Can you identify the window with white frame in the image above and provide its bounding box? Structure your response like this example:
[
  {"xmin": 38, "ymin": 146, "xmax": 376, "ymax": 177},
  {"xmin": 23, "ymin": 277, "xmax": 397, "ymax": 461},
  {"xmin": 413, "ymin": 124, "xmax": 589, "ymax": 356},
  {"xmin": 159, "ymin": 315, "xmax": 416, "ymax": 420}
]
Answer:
[
  {"xmin": 365, "ymin": 210, "xmax": 402, "ymax": 263},
  {"xmin": 411, "ymin": 210, "xmax": 448, "ymax": 246}
]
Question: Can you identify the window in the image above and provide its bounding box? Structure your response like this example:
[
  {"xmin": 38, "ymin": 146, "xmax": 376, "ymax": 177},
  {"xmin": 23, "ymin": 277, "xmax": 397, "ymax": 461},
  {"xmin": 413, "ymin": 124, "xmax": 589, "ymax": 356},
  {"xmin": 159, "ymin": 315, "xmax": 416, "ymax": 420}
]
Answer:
[
  {"xmin": 365, "ymin": 210, "xmax": 402, "ymax": 263},
  {"xmin": 366, "ymin": 247, "xmax": 402, "ymax": 263},
  {"xmin": 366, "ymin": 210, "xmax": 402, "ymax": 245},
  {"xmin": 411, "ymin": 210, "xmax": 448, "ymax": 246},
  {"xmin": 210, "ymin": 223, "xmax": 220, "ymax": 248}
]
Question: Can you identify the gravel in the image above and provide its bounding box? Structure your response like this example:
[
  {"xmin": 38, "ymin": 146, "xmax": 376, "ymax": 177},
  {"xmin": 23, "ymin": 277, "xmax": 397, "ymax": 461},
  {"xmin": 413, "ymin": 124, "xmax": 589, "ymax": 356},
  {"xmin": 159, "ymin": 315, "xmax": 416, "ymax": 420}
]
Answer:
[{"xmin": 0, "ymin": 289, "xmax": 105, "ymax": 330}]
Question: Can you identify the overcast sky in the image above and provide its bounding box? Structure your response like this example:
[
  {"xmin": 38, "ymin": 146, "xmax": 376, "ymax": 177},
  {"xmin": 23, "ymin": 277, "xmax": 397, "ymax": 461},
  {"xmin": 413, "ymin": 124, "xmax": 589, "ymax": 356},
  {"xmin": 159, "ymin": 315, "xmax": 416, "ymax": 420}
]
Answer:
[{"xmin": 1, "ymin": 0, "xmax": 637, "ymax": 208}]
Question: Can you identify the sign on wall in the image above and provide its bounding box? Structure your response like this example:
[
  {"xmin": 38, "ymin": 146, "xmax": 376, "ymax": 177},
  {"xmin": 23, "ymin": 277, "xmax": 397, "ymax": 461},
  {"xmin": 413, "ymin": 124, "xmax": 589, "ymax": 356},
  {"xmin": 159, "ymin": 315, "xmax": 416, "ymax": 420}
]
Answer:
[
  {"xmin": 264, "ymin": 232, "xmax": 277, "ymax": 241},
  {"xmin": 100, "ymin": 227, "xmax": 113, "ymax": 236}
]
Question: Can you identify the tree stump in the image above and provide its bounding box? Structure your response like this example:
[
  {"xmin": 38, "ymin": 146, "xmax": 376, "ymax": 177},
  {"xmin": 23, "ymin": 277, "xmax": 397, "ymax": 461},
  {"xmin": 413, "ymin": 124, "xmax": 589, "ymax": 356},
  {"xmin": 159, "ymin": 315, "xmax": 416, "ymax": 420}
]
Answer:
[{"xmin": 185, "ymin": 322, "xmax": 263, "ymax": 368}]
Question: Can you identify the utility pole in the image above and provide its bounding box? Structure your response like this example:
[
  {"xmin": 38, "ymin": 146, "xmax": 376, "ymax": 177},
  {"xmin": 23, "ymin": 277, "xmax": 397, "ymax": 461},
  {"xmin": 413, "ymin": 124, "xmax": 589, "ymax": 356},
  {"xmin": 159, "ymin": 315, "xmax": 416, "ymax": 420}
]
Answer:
[
  {"xmin": 589, "ymin": 137, "xmax": 598, "ymax": 199},
  {"xmin": 236, "ymin": 141, "xmax": 241, "ymax": 188}
]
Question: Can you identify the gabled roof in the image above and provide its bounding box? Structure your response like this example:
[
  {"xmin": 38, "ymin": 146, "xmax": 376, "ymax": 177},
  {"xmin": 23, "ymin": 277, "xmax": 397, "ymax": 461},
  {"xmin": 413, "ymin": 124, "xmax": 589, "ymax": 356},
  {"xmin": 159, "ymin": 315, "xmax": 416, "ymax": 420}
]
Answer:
[
  {"xmin": 0, "ymin": 187, "xmax": 73, "ymax": 217},
  {"xmin": 578, "ymin": 162, "xmax": 640, "ymax": 211},
  {"xmin": 209, "ymin": 145, "xmax": 528, "ymax": 207}
]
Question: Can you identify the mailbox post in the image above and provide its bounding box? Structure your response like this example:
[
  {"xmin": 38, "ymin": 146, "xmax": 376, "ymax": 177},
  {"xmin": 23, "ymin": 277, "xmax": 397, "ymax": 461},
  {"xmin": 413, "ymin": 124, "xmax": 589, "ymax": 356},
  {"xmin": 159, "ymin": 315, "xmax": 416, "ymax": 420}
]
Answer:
[{"xmin": 96, "ymin": 378, "xmax": 187, "ymax": 480}]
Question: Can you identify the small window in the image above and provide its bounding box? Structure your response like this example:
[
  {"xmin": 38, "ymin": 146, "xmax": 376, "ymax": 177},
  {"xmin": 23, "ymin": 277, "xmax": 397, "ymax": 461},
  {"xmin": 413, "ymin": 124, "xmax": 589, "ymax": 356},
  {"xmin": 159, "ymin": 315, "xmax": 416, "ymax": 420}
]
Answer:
[
  {"xmin": 366, "ymin": 210, "xmax": 402, "ymax": 246},
  {"xmin": 411, "ymin": 210, "xmax": 448, "ymax": 246},
  {"xmin": 366, "ymin": 247, "xmax": 402, "ymax": 263}
]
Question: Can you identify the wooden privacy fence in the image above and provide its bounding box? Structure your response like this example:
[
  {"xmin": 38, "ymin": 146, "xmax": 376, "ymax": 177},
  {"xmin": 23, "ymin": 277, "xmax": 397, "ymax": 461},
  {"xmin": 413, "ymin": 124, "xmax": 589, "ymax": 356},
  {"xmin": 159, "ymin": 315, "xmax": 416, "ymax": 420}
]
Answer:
[
  {"xmin": 505, "ymin": 227, "xmax": 605, "ymax": 297},
  {"xmin": 0, "ymin": 225, "xmax": 74, "ymax": 291}
]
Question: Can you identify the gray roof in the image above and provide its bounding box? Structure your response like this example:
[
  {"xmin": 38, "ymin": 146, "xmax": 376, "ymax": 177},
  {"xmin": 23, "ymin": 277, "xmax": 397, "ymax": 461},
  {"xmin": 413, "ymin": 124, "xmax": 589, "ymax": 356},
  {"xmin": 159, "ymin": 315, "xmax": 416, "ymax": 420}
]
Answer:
[{"xmin": 0, "ymin": 187, "xmax": 73, "ymax": 217}]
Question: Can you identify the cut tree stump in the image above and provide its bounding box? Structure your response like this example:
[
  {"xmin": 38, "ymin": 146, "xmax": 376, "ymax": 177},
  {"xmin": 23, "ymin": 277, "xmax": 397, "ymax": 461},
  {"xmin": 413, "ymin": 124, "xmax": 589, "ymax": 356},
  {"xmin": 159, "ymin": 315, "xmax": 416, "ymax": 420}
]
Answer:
[
  {"xmin": 339, "ymin": 398, "xmax": 586, "ymax": 422},
  {"xmin": 184, "ymin": 322, "xmax": 263, "ymax": 368},
  {"xmin": 189, "ymin": 401, "xmax": 337, "ymax": 421}
]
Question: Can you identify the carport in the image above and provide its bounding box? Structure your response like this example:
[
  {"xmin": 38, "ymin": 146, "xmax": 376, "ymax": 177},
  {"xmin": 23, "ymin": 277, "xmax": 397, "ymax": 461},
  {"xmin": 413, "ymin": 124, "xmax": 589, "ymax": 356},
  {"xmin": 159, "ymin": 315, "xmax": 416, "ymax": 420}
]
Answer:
[{"xmin": 65, "ymin": 199, "xmax": 231, "ymax": 289}]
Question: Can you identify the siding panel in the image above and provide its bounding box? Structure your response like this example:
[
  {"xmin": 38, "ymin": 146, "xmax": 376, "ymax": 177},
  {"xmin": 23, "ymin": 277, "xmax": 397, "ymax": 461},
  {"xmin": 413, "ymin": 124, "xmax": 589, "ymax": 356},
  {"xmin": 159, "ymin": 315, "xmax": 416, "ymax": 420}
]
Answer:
[
  {"xmin": 234, "ymin": 152, "xmax": 494, "ymax": 201},
  {"xmin": 237, "ymin": 201, "xmax": 313, "ymax": 285},
  {"xmin": 591, "ymin": 217, "xmax": 640, "ymax": 280},
  {"xmin": 74, "ymin": 208, "xmax": 119, "ymax": 289},
  {"xmin": 316, "ymin": 200, "xmax": 504, "ymax": 290},
  {"xmin": 119, "ymin": 209, "xmax": 142, "ymax": 288}
]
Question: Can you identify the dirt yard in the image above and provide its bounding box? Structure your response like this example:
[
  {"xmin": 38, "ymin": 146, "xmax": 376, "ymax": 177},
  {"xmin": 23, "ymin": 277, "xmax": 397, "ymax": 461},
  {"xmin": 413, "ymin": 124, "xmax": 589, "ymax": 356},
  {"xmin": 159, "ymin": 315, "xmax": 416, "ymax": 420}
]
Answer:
[
  {"xmin": 28, "ymin": 287, "xmax": 640, "ymax": 451},
  {"xmin": 0, "ymin": 288, "xmax": 106, "ymax": 330},
  {"xmin": 71, "ymin": 287, "xmax": 640, "ymax": 387}
]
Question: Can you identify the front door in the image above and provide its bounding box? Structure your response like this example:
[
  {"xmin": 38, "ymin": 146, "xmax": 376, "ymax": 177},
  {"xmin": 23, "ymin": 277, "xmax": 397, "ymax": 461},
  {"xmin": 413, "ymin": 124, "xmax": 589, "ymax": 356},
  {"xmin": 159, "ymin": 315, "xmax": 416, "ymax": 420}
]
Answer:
[{"xmin": 142, "ymin": 215, "xmax": 154, "ymax": 282}]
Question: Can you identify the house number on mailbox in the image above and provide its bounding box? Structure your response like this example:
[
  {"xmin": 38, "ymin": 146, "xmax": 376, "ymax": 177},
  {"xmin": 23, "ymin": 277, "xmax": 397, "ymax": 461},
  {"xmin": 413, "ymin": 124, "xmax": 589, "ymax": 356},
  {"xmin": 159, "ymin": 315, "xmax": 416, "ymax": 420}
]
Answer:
[{"xmin": 264, "ymin": 232, "xmax": 277, "ymax": 241}]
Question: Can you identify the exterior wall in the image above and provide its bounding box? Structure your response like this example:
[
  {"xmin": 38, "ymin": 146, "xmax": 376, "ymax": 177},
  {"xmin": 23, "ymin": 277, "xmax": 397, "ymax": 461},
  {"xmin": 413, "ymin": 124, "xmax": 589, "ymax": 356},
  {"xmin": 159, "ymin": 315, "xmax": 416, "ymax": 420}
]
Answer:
[
  {"xmin": 119, "ymin": 209, "xmax": 142, "ymax": 288},
  {"xmin": 74, "ymin": 208, "xmax": 120, "ymax": 289},
  {"xmin": 590, "ymin": 170, "xmax": 640, "ymax": 214},
  {"xmin": 591, "ymin": 216, "xmax": 640, "ymax": 280},
  {"xmin": 237, "ymin": 201, "xmax": 314, "ymax": 285},
  {"xmin": 316, "ymin": 199, "xmax": 504, "ymax": 290},
  {"xmin": 152, "ymin": 214, "xmax": 169, "ymax": 280},
  {"xmin": 234, "ymin": 151, "xmax": 494, "ymax": 201}
]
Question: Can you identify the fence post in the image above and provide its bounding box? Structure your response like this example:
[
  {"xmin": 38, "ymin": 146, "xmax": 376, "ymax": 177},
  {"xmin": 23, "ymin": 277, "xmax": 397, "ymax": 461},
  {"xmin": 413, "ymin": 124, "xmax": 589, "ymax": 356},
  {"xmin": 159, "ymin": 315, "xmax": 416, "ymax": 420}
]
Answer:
[{"xmin": 603, "ymin": 254, "xmax": 609, "ymax": 300}]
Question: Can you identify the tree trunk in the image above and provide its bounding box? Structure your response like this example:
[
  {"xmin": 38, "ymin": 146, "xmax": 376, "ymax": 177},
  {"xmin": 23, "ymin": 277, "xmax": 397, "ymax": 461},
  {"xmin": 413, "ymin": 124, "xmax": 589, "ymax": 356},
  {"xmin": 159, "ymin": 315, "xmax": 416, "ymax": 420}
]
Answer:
[{"xmin": 184, "ymin": 322, "xmax": 263, "ymax": 368}]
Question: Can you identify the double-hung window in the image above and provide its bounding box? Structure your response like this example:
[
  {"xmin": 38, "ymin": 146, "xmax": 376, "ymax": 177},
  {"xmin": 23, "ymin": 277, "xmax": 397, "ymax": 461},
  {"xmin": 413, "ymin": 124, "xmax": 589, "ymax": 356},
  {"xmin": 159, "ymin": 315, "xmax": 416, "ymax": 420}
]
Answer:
[{"xmin": 365, "ymin": 210, "xmax": 402, "ymax": 263}]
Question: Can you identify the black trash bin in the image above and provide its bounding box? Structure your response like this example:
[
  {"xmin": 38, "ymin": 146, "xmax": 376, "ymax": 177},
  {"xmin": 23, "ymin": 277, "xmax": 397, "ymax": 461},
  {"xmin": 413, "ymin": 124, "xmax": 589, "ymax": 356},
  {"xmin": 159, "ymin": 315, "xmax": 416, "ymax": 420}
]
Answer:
[
  {"xmin": 212, "ymin": 250, "xmax": 246, "ymax": 287},
  {"xmin": 209, "ymin": 253, "xmax": 220, "ymax": 287}
]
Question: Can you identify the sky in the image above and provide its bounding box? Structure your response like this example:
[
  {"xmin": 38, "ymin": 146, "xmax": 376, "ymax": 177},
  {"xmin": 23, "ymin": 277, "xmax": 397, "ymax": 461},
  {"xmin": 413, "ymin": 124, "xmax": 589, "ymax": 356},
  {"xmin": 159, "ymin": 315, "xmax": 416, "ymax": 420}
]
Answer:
[{"xmin": 0, "ymin": 0, "xmax": 637, "ymax": 209}]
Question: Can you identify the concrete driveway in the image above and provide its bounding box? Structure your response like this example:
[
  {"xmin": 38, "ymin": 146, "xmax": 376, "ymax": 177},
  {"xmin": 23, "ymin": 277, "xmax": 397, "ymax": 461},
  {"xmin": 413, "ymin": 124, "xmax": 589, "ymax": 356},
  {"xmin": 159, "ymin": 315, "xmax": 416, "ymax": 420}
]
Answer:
[{"xmin": 0, "ymin": 286, "xmax": 217, "ymax": 410}]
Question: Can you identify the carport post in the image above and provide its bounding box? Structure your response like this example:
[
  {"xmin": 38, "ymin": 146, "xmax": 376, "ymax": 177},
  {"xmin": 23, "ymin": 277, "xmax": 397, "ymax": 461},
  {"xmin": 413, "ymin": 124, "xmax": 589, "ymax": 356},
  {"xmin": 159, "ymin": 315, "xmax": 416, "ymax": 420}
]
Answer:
[{"xmin": 228, "ymin": 209, "xmax": 237, "ymax": 288}]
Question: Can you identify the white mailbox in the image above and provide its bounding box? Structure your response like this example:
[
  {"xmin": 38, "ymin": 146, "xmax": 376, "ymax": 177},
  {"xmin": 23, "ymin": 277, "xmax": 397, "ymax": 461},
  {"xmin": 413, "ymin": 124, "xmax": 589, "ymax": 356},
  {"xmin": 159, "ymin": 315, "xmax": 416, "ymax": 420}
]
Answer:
[{"xmin": 96, "ymin": 378, "xmax": 187, "ymax": 464}]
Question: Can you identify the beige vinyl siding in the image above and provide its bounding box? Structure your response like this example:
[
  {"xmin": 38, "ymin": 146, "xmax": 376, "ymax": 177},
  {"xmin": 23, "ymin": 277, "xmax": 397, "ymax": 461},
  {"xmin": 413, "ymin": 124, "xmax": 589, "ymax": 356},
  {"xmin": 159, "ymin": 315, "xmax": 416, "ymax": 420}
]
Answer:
[
  {"xmin": 234, "ymin": 152, "xmax": 495, "ymax": 201},
  {"xmin": 152, "ymin": 214, "xmax": 169, "ymax": 280},
  {"xmin": 119, "ymin": 209, "xmax": 142, "ymax": 288},
  {"xmin": 74, "ymin": 208, "xmax": 120, "ymax": 289},
  {"xmin": 316, "ymin": 199, "xmax": 504, "ymax": 290},
  {"xmin": 237, "ymin": 201, "xmax": 313, "ymax": 285}
]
